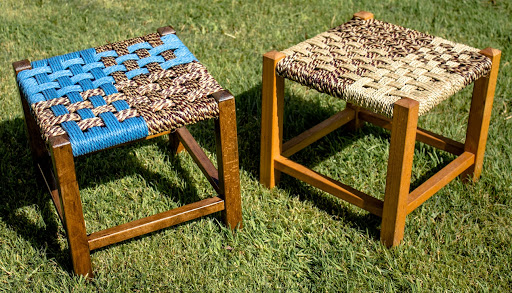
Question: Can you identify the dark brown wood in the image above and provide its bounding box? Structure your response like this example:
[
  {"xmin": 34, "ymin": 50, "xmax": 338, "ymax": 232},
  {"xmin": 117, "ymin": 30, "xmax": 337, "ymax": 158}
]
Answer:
[
  {"xmin": 260, "ymin": 51, "xmax": 286, "ymax": 188},
  {"xmin": 88, "ymin": 197, "xmax": 225, "ymax": 251},
  {"xmin": 461, "ymin": 48, "xmax": 501, "ymax": 181},
  {"xmin": 213, "ymin": 90, "xmax": 243, "ymax": 229},
  {"xmin": 13, "ymin": 59, "xmax": 31, "ymax": 75},
  {"xmin": 407, "ymin": 152, "xmax": 474, "ymax": 214},
  {"xmin": 359, "ymin": 109, "xmax": 464, "ymax": 155},
  {"xmin": 274, "ymin": 156, "xmax": 384, "ymax": 216},
  {"xmin": 157, "ymin": 26, "xmax": 176, "ymax": 36},
  {"xmin": 169, "ymin": 131, "xmax": 185, "ymax": 154},
  {"xmin": 282, "ymin": 108, "xmax": 355, "ymax": 157},
  {"xmin": 49, "ymin": 135, "xmax": 93, "ymax": 278},
  {"xmin": 176, "ymin": 127, "xmax": 220, "ymax": 193},
  {"xmin": 380, "ymin": 98, "xmax": 419, "ymax": 248}
]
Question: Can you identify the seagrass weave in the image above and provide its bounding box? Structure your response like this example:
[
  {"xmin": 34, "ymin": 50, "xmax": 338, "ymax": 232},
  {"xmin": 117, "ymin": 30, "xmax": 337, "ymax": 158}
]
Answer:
[
  {"xmin": 17, "ymin": 32, "xmax": 222, "ymax": 156},
  {"xmin": 276, "ymin": 17, "xmax": 492, "ymax": 117}
]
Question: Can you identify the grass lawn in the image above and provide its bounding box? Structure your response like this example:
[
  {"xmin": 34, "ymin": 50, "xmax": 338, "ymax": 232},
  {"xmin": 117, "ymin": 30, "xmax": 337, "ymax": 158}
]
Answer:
[{"xmin": 1, "ymin": 0, "xmax": 511, "ymax": 291}]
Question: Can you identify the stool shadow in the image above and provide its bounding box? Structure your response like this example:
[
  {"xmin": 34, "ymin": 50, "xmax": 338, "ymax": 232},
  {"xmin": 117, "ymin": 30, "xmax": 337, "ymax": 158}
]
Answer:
[
  {"xmin": 0, "ymin": 118, "xmax": 221, "ymax": 272},
  {"xmin": 234, "ymin": 84, "xmax": 455, "ymax": 239}
]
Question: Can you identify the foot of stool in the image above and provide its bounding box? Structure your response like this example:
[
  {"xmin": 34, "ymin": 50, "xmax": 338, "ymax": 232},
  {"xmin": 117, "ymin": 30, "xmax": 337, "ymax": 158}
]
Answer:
[{"xmin": 380, "ymin": 98, "xmax": 419, "ymax": 247}]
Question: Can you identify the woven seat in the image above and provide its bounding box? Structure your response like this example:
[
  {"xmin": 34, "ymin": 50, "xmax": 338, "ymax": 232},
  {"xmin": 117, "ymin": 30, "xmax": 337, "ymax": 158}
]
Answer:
[
  {"xmin": 13, "ymin": 27, "xmax": 242, "ymax": 277},
  {"xmin": 260, "ymin": 11, "xmax": 501, "ymax": 247},
  {"xmin": 276, "ymin": 17, "xmax": 492, "ymax": 117},
  {"xmin": 17, "ymin": 30, "xmax": 222, "ymax": 156}
]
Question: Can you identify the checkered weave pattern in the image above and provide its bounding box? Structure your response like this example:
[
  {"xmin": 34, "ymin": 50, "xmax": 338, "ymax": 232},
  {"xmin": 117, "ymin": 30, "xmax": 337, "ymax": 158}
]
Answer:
[
  {"xmin": 17, "ymin": 32, "xmax": 222, "ymax": 156},
  {"xmin": 276, "ymin": 17, "xmax": 492, "ymax": 117}
]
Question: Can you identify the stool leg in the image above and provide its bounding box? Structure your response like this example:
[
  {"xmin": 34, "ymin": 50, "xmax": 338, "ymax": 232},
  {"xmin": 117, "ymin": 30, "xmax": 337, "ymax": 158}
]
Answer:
[
  {"xmin": 213, "ymin": 91, "xmax": 243, "ymax": 229},
  {"xmin": 345, "ymin": 103, "xmax": 365, "ymax": 131},
  {"xmin": 380, "ymin": 98, "xmax": 419, "ymax": 247},
  {"xmin": 461, "ymin": 48, "xmax": 501, "ymax": 182},
  {"xmin": 169, "ymin": 132, "xmax": 185, "ymax": 154},
  {"xmin": 260, "ymin": 51, "xmax": 286, "ymax": 188},
  {"xmin": 50, "ymin": 135, "xmax": 93, "ymax": 277}
]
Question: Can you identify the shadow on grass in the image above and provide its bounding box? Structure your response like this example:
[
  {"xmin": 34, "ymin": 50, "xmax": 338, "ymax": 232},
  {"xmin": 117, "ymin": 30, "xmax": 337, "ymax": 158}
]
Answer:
[
  {"xmin": 233, "ymin": 84, "xmax": 456, "ymax": 240},
  {"xmin": 0, "ymin": 117, "xmax": 223, "ymax": 273}
]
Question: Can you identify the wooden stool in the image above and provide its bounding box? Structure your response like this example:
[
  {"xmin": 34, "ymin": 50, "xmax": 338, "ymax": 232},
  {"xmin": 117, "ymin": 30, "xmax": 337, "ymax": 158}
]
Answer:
[
  {"xmin": 260, "ymin": 11, "xmax": 500, "ymax": 247},
  {"xmin": 13, "ymin": 27, "xmax": 242, "ymax": 277}
]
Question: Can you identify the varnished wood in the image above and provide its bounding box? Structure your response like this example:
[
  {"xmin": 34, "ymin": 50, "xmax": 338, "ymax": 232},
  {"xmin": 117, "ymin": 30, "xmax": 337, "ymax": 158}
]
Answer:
[
  {"xmin": 88, "ymin": 197, "xmax": 225, "ymax": 251},
  {"xmin": 380, "ymin": 98, "xmax": 419, "ymax": 248},
  {"xmin": 214, "ymin": 90, "xmax": 243, "ymax": 229},
  {"xmin": 353, "ymin": 11, "xmax": 374, "ymax": 20},
  {"xmin": 407, "ymin": 152, "xmax": 474, "ymax": 214},
  {"xmin": 169, "ymin": 132, "xmax": 185, "ymax": 154},
  {"xmin": 345, "ymin": 103, "xmax": 365, "ymax": 131},
  {"xmin": 176, "ymin": 127, "xmax": 220, "ymax": 193},
  {"xmin": 359, "ymin": 109, "xmax": 464, "ymax": 155},
  {"xmin": 157, "ymin": 26, "xmax": 176, "ymax": 36},
  {"xmin": 49, "ymin": 135, "xmax": 93, "ymax": 278},
  {"xmin": 275, "ymin": 156, "xmax": 384, "ymax": 216},
  {"xmin": 260, "ymin": 51, "xmax": 286, "ymax": 188},
  {"xmin": 282, "ymin": 108, "xmax": 355, "ymax": 157},
  {"xmin": 461, "ymin": 48, "xmax": 501, "ymax": 181}
]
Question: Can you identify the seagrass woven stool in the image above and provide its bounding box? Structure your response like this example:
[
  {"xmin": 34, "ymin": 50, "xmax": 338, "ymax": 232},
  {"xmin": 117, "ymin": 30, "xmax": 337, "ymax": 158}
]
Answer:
[
  {"xmin": 260, "ymin": 11, "xmax": 501, "ymax": 247},
  {"xmin": 13, "ymin": 26, "xmax": 242, "ymax": 277}
]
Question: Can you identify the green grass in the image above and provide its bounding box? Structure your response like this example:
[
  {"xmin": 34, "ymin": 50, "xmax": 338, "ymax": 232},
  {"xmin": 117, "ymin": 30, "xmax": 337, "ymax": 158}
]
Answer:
[{"xmin": 1, "ymin": 0, "xmax": 512, "ymax": 291}]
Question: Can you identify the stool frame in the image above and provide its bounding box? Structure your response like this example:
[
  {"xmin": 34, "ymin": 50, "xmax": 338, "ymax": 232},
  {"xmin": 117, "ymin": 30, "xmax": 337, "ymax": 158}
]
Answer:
[
  {"xmin": 13, "ymin": 27, "xmax": 243, "ymax": 278},
  {"xmin": 260, "ymin": 11, "xmax": 500, "ymax": 247}
]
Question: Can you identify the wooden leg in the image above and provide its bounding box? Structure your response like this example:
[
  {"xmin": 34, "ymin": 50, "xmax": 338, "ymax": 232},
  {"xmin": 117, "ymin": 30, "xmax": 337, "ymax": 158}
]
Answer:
[
  {"xmin": 461, "ymin": 48, "xmax": 501, "ymax": 182},
  {"xmin": 50, "ymin": 135, "xmax": 93, "ymax": 278},
  {"xmin": 345, "ymin": 103, "xmax": 365, "ymax": 131},
  {"xmin": 169, "ymin": 132, "xmax": 185, "ymax": 154},
  {"xmin": 213, "ymin": 91, "xmax": 243, "ymax": 229},
  {"xmin": 380, "ymin": 98, "xmax": 419, "ymax": 247},
  {"xmin": 260, "ymin": 50, "xmax": 286, "ymax": 188}
]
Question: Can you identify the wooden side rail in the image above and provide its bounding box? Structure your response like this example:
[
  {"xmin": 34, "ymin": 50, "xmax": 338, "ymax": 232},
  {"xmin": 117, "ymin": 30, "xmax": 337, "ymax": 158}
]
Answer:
[
  {"xmin": 282, "ymin": 108, "xmax": 355, "ymax": 157},
  {"xmin": 407, "ymin": 151, "xmax": 474, "ymax": 214},
  {"xmin": 88, "ymin": 197, "xmax": 225, "ymax": 251},
  {"xmin": 274, "ymin": 156, "xmax": 383, "ymax": 216},
  {"xmin": 358, "ymin": 109, "xmax": 465, "ymax": 155},
  {"xmin": 176, "ymin": 127, "xmax": 220, "ymax": 193}
]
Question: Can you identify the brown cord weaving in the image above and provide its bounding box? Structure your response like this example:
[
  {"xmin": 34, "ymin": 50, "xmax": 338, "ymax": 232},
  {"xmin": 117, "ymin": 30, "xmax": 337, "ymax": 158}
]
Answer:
[{"xmin": 276, "ymin": 18, "xmax": 492, "ymax": 117}]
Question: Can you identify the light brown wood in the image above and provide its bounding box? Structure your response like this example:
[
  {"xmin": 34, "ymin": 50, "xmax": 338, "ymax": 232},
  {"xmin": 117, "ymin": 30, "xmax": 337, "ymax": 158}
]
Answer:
[
  {"xmin": 282, "ymin": 108, "xmax": 355, "ymax": 157},
  {"xmin": 88, "ymin": 197, "xmax": 225, "ymax": 251},
  {"xmin": 49, "ymin": 135, "xmax": 93, "ymax": 278},
  {"xmin": 353, "ymin": 11, "xmax": 374, "ymax": 20},
  {"xmin": 176, "ymin": 127, "xmax": 220, "ymax": 193},
  {"xmin": 214, "ymin": 90, "xmax": 243, "ymax": 229},
  {"xmin": 275, "ymin": 156, "xmax": 384, "ymax": 216},
  {"xmin": 461, "ymin": 48, "xmax": 501, "ymax": 181},
  {"xmin": 359, "ymin": 109, "xmax": 464, "ymax": 155},
  {"xmin": 407, "ymin": 152, "xmax": 474, "ymax": 214},
  {"xmin": 380, "ymin": 98, "xmax": 419, "ymax": 248},
  {"xmin": 345, "ymin": 103, "xmax": 365, "ymax": 131},
  {"xmin": 260, "ymin": 51, "xmax": 286, "ymax": 188}
]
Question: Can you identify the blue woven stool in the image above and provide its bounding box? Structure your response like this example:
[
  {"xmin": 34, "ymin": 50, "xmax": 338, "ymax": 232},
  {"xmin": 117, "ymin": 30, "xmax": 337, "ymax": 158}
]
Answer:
[{"xmin": 13, "ymin": 26, "xmax": 242, "ymax": 277}]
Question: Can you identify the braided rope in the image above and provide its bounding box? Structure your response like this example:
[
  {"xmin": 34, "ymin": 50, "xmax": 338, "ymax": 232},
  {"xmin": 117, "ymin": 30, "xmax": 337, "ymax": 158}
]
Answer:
[
  {"xmin": 276, "ymin": 18, "xmax": 492, "ymax": 117},
  {"xmin": 17, "ymin": 32, "xmax": 222, "ymax": 156}
]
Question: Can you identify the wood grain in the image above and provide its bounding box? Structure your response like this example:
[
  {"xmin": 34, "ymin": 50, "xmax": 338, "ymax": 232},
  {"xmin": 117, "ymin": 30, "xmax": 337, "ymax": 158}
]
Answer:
[
  {"xmin": 49, "ymin": 135, "xmax": 93, "ymax": 278},
  {"xmin": 462, "ymin": 48, "xmax": 501, "ymax": 181},
  {"xmin": 260, "ymin": 51, "xmax": 286, "ymax": 188},
  {"xmin": 213, "ymin": 90, "xmax": 243, "ymax": 229},
  {"xmin": 380, "ymin": 98, "xmax": 419, "ymax": 248}
]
